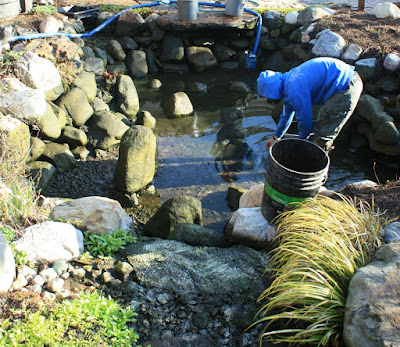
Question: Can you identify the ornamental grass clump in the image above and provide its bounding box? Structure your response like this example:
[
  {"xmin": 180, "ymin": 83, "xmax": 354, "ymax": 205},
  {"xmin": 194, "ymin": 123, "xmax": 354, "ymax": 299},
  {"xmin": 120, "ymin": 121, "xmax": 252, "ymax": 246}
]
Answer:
[{"xmin": 253, "ymin": 194, "xmax": 384, "ymax": 346}]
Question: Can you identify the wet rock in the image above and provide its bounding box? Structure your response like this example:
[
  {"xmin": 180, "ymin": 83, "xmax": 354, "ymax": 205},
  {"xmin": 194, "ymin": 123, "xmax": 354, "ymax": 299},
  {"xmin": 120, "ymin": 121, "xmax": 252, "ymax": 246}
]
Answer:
[
  {"xmin": 144, "ymin": 196, "xmax": 203, "ymax": 239},
  {"xmin": 226, "ymin": 185, "xmax": 246, "ymax": 211},
  {"xmin": 168, "ymin": 223, "xmax": 230, "ymax": 248},
  {"xmin": 228, "ymin": 81, "xmax": 250, "ymax": 94},
  {"xmin": 186, "ymin": 46, "xmax": 217, "ymax": 72},
  {"xmin": 147, "ymin": 78, "xmax": 162, "ymax": 89},
  {"xmin": 163, "ymin": 92, "xmax": 193, "ymax": 118}
]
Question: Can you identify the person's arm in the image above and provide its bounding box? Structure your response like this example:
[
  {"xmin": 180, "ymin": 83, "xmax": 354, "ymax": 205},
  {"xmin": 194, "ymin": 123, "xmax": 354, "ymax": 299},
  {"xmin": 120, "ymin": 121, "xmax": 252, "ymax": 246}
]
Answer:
[{"xmin": 266, "ymin": 103, "xmax": 295, "ymax": 150}]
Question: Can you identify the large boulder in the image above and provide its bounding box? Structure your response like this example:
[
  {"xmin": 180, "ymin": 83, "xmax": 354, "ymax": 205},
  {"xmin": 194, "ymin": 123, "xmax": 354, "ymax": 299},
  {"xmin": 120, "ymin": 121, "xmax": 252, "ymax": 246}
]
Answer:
[
  {"xmin": 38, "ymin": 103, "xmax": 62, "ymax": 140},
  {"xmin": 13, "ymin": 51, "xmax": 64, "ymax": 101},
  {"xmin": 344, "ymin": 242, "xmax": 400, "ymax": 346},
  {"xmin": 144, "ymin": 196, "xmax": 203, "ymax": 238},
  {"xmin": 370, "ymin": 2, "xmax": 400, "ymax": 19},
  {"xmin": 126, "ymin": 239, "xmax": 268, "ymax": 302},
  {"xmin": 42, "ymin": 142, "xmax": 76, "ymax": 172},
  {"xmin": 311, "ymin": 29, "xmax": 346, "ymax": 58},
  {"xmin": 50, "ymin": 196, "xmax": 132, "ymax": 235},
  {"xmin": 115, "ymin": 125, "xmax": 157, "ymax": 193},
  {"xmin": 13, "ymin": 221, "xmax": 84, "ymax": 263},
  {"xmin": 117, "ymin": 74, "xmax": 140, "ymax": 120},
  {"xmin": 87, "ymin": 111, "xmax": 129, "ymax": 150},
  {"xmin": 0, "ymin": 231, "xmax": 15, "ymax": 293},
  {"xmin": 297, "ymin": 7, "xmax": 333, "ymax": 27}
]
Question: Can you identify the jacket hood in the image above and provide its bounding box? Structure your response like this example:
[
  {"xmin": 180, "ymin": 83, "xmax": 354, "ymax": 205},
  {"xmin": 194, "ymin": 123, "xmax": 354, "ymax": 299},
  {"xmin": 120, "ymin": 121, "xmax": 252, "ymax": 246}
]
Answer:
[{"xmin": 257, "ymin": 70, "xmax": 284, "ymax": 100}]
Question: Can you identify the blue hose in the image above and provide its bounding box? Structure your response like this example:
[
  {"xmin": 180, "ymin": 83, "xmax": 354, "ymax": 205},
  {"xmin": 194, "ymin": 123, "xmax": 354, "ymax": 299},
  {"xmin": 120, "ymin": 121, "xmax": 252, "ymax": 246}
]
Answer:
[{"xmin": 7, "ymin": 1, "xmax": 262, "ymax": 56}]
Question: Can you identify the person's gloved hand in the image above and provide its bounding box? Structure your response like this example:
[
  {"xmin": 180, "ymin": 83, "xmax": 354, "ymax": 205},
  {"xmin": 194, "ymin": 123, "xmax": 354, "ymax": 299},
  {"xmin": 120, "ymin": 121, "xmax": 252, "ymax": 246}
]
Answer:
[{"xmin": 266, "ymin": 136, "xmax": 280, "ymax": 150}]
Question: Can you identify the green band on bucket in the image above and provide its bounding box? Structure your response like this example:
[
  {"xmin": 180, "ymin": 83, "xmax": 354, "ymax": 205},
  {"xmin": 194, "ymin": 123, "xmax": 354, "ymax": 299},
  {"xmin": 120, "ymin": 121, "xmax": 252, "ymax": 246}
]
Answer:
[{"xmin": 264, "ymin": 180, "xmax": 308, "ymax": 206}]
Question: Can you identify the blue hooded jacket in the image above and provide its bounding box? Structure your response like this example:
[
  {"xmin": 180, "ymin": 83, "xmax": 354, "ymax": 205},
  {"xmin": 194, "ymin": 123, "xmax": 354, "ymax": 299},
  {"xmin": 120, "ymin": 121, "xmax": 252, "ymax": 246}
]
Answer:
[{"xmin": 257, "ymin": 57, "xmax": 355, "ymax": 139}]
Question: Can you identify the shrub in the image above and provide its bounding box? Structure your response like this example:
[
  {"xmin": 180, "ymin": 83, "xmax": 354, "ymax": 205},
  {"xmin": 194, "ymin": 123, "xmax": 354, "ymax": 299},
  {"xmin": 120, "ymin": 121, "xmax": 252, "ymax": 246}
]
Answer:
[
  {"xmin": 30, "ymin": 5, "xmax": 58, "ymax": 15},
  {"xmin": 252, "ymin": 194, "xmax": 384, "ymax": 346},
  {"xmin": 0, "ymin": 291, "xmax": 139, "ymax": 346}
]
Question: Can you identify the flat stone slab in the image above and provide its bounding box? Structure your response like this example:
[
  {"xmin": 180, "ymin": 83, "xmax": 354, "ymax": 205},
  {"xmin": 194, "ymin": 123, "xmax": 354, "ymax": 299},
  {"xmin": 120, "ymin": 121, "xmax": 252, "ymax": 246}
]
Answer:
[{"xmin": 157, "ymin": 11, "xmax": 258, "ymax": 30}]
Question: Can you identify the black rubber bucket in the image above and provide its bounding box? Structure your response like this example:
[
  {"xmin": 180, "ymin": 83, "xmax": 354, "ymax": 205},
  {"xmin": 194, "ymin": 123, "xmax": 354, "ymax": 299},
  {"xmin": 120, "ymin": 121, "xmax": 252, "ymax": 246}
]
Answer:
[{"xmin": 261, "ymin": 138, "xmax": 330, "ymax": 222}]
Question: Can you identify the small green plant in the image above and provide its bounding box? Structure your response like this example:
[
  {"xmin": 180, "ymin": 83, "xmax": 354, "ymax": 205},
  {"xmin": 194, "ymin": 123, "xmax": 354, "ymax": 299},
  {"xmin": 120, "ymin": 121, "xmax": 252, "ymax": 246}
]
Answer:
[
  {"xmin": 30, "ymin": 5, "xmax": 58, "ymax": 15},
  {"xmin": 2, "ymin": 51, "xmax": 23, "ymax": 63},
  {"xmin": 364, "ymin": 24, "xmax": 383, "ymax": 34},
  {"xmin": 99, "ymin": 4, "xmax": 152, "ymax": 17},
  {"xmin": 252, "ymin": 194, "xmax": 384, "ymax": 346},
  {"xmin": 0, "ymin": 291, "xmax": 140, "ymax": 346},
  {"xmin": 83, "ymin": 228, "xmax": 136, "ymax": 257}
]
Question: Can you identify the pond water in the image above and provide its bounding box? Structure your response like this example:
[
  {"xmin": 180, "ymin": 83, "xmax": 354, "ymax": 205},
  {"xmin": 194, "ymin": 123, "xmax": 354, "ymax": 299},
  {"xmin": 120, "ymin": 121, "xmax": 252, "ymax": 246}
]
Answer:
[{"xmin": 133, "ymin": 69, "xmax": 398, "ymax": 232}]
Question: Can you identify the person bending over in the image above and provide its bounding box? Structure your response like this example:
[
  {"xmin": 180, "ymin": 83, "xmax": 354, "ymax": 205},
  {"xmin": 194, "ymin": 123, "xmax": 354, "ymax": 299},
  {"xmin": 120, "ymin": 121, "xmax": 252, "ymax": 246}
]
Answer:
[{"xmin": 257, "ymin": 57, "xmax": 363, "ymax": 152}]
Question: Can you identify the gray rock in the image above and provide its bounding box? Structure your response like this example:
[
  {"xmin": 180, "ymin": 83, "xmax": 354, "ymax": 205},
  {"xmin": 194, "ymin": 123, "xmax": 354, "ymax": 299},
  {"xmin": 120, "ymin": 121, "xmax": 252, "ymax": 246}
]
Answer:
[
  {"xmin": 160, "ymin": 35, "xmax": 184, "ymax": 62},
  {"xmin": 42, "ymin": 142, "xmax": 76, "ymax": 172},
  {"xmin": 226, "ymin": 185, "xmax": 247, "ymax": 211},
  {"xmin": 13, "ymin": 51, "xmax": 63, "ymax": 101},
  {"xmin": 83, "ymin": 56, "xmax": 105, "ymax": 75},
  {"xmin": 14, "ymin": 222, "xmax": 84, "ymax": 263},
  {"xmin": 32, "ymin": 275, "xmax": 45, "ymax": 286},
  {"xmin": 384, "ymin": 221, "xmax": 400, "ymax": 243},
  {"xmin": 228, "ymin": 81, "xmax": 250, "ymax": 94},
  {"xmin": 39, "ymin": 268, "xmax": 58, "ymax": 282},
  {"xmin": 370, "ymin": 2, "xmax": 400, "ymax": 19},
  {"xmin": 126, "ymin": 239, "xmax": 267, "ymax": 302},
  {"xmin": 375, "ymin": 121, "xmax": 400, "ymax": 145},
  {"xmin": 163, "ymin": 92, "xmax": 193, "ymax": 118},
  {"xmin": 91, "ymin": 97, "xmax": 110, "ymax": 113},
  {"xmin": 87, "ymin": 110, "xmax": 129, "ymax": 150},
  {"xmin": 212, "ymin": 44, "xmax": 236, "ymax": 62},
  {"xmin": 0, "ymin": 116, "xmax": 30, "ymax": 162},
  {"xmin": 115, "ymin": 125, "xmax": 157, "ymax": 194},
  {"xmin": 52, "ymin": 260, "xmax": 68, "ymax": 276},
  {"xmin": 126, "ymin": 50, "xmax": 148, "ymax": 77},
  {"xmin": 355, "ymin": 58, "xmax": 377, "ymax": 81},
  {"xmin": 72, "ymin": 71, "xmax": 97, "ymax": 103},
  {"xmin": 106, "ymin": 62, "xmax": 127, "ymax": 75},
  {"xmin": 12, "ymin": 274, "xmax": 28, "ymax": 291},
  {"xmin": 50, "ymin": 196, "xmax": 132, "ymax": 235},
  {"xmin": 186, "ymin": 46, "xmax": 217, "ymax": 72},
  {"xmin": 136, "ymin": 110, "xmax": 156, "ymax": 129},
  {"xmin": 383, "ymin": 52, "xmax": 400, "ymax": 72},
  {"xmin": 0, "ymin": 231, "xmax": 15, "ymax": 293},
  {"xmin": 145, "ymin": 48, "xmax": 159, "ymax": 74},
  {"xmin": 151, "ymin": 27, "xmax": 165, "ymax": 42},
  {"xmin": 115, "ymin": 11, "xmax": 145, "ymax": 37},
  {"xmin": 48, "ymin": 101, "xmax": 67, "ymax": 129},
  {"xmin": 168, "ymin": 223, "xmax": 230, "ymax": 247},
  {"xmin": 225, "ymin": 207, "xmax": 276, "ymax": 249},
  {"xmin": 39, "ymin": 103, "xmax": 62, "ymax": 140},
  {"xmin": 297, "ymin": 7, "xmax": 333, "ymax": 27},
  {"xmin": 144, "ymin": 196, "xmax": 202, "ymax": 238},
  {"xmin": 342, "ymin": 43, "xmax": 363, "ymax": 63},
  {"xmin": 120, "ymin": 36, "xmax": 139, "ymax": 50},
  {"xmin": 263, "ymin": 10, "xmax": 281, "ymax": 31},
  {"xmin": 82, "ymin": 46, "xmax": 95, "ymax": 58},
  {"xmin": 117, "ymin": 75, "xmax": 140, "ymax": 120},
  {"xmin": 147, "ymin": 78, "xmax": 162, "ymax": 89},
  {"xmin": 106, "ymin": 39, "xmax": 126, "ymax": 62},
  {"xmin": 161, "ymin": 63, "xmax": 189, "ymax": 73},
  {"xmin": 186, "ymin": 81, "xmax": 207, "ymax": 94},
  {"xmin": 311, "ymin": 29, "xmax": 346, "ymax": 58},
  {"xmin": 57, "ymin": 87, "xmax": 93, "ymax": 126},
  {"xmin": 92, "ymin": 47, "xmax": 108, "ymax": 66},
  {"xmin": 47, "ymin": 277, "xmax": 64, "ymax": 293},
  {"xmin": 357, "ymin": 122, "xmax": 400, "ymax": 156},
  {"xmin": 344, "ymin": 242, "xmax": 400, "ymax": 346},
  {"xmin": 27, "ymin": 136, "xmax": 45, "ymax": 163},
  {"xmin": 116, "ymin": 261, "xmax": 134, "ymax": 276},
  {"xmin": 28, "ymin": 161, "xmax": 57, "ymax": 193}
]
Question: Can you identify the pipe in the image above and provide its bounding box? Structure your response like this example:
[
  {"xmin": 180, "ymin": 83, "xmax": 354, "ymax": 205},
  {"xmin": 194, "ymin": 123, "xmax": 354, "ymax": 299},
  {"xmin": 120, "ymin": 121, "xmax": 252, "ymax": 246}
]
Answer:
[{"xmin": 7, "ymin": 1, "xmax": 262, "ymax": 56}]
